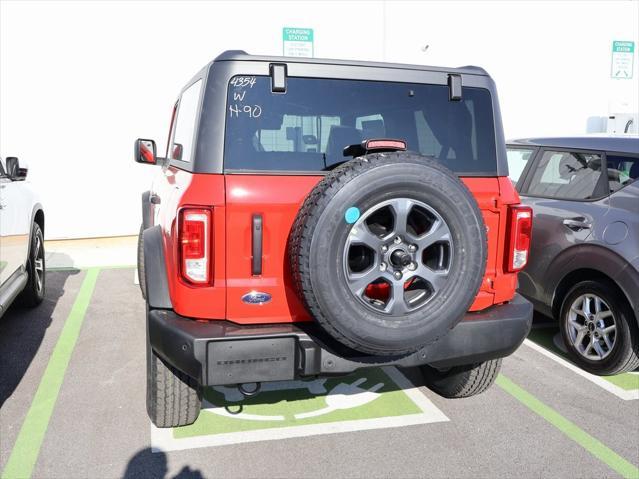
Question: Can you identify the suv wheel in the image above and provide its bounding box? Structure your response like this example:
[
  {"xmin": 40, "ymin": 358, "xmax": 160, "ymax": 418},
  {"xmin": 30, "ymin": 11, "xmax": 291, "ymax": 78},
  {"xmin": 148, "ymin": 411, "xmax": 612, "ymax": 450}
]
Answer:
[
  {"xmin": 289, "ymin": 152, "xmax": 487, "ymax": 356},
  {"xmin": 420, "ymin": 359, "xmax": 502, "ymax": 398},
  {"xmin": 146, "ymin": 326, "xmax": 202, "ymax": 428},
  {"xmin": 18, "ymin": 222, "xmax": 45, "ymax": 307},
  {"xmin": 560, "ymin": 280, "xmax": 639, "ymax": 375}
]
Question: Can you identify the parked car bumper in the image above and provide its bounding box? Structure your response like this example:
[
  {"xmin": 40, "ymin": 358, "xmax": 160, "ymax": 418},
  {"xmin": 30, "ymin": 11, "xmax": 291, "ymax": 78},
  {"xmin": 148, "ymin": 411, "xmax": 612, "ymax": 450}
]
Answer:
[{"xmin": 148, "ymin": 294, "xmax": 533, "ymax": 386}]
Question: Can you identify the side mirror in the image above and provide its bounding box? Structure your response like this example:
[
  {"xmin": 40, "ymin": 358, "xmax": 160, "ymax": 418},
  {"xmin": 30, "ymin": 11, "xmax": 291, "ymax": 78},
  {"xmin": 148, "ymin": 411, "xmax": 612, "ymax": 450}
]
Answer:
[
  {"xmin": 172, "ymin": 143, "xmax": 183, "ymax": 162},
  {"xmin": 134, "ymin": 139, "xmax": 158, "ymax": 165},
  {"xmin": 5, "ymin": 157, "xmax": 27, "ymax": 180}
]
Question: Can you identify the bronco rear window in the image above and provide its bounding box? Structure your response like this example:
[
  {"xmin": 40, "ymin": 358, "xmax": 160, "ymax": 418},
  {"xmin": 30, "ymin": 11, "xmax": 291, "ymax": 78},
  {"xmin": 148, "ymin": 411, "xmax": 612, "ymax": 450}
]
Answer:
[{"xmin": 224, "ymin": 76, "xmax": 497, "ymax": 174}]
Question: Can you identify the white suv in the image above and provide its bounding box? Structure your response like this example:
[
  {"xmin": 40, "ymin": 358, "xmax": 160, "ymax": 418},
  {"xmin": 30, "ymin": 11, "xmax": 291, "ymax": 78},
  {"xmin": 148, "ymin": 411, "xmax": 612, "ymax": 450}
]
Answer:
[{"xmin": 0, "ymin": 156, "xmax": 45, "ymax": 317}]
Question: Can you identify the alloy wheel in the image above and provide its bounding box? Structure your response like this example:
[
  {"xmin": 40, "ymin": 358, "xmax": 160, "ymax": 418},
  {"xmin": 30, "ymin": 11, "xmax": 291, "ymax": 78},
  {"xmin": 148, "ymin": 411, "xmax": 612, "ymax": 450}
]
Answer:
[
  {"xmin": 34, "ymin": 235, "xmax": 44, "ymax": 293},
  {"xmin": 566, "ymin": 294, "xmax": 617, "ymax": 361},
  {"xmin": 343, "ymin": 198, "xmax": 453, "ymax": 315}
]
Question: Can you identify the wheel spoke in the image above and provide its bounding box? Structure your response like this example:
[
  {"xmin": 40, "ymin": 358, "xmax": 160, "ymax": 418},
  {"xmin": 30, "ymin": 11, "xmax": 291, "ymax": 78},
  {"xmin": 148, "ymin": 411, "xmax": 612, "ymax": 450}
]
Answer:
[
  {"xmin": 415, "ymin": 264, "xmax": 448, "ymax": 295},
  {"xmin": 582, "ymin": 296, "xmax": 592, "ymax": 315},
  {"xmin": 385, "ymin": 281, "xmax": 409, "ymax": 315},
  {"xmin": 602, "ymin": 325, "xmax": 616, "ymax": 334},
  {"xmin": 592, "ymin": 340, "xmax": 605, "ymax": 358},
  {"xmin": 570, "ymin": 306, "xmax": 584, "ymax": 317},
  {"xmin": 389, "ymin": 198, "xmax": 413, "ymax": 235},
  {"xmin": 416, "ymin": 220, "xmax": 451, "ymax": 249},
  {"xmin": 573, "ymin": 329, "xmax": 587, "ymax": 348},
  {"xmin": 569, "ymin": 319, "xmax": 586, "ymax": 332},
  {"xmin": 583, "ymin": 342, "xmax": 594, "ymax": 356},
  {"xmin": 347, "ymin": 267, "xmax": 381, "ymax": 296},
  {"xmin": 597, "ymin": 310, "xmax": 613, "ymax": 320},
  {"xmin": 602, "ymin": 334, "xmax": 613, "ymax": 350},
  {"xmin": 594, "ymin": 296, "xmax": 603, "ymax": 314},
  {"xmin": 348, "ymin": 224, "xmax": 383, "ymax": 250}
]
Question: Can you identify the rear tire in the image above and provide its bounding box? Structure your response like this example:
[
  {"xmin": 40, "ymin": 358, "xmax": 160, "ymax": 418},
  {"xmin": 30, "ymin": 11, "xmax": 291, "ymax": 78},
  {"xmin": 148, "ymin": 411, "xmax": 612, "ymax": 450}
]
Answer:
[
  {"xmin": 146, "ymin": 327, "xmax": 201, "ymax": 428},
  {"xmin": 138, "ymin": 224, "xmax": 147, "ymax": 300},
  {"xmin": 420, "ymin": 359, "xmax": 502, "ymax": 398},
  {"xmin": 18, "ymin": 222, "xmax": 45, "ymax": 307},
  {"xmin": 559, "ymin": 280, "xmax": 639, "ymax": 375}
]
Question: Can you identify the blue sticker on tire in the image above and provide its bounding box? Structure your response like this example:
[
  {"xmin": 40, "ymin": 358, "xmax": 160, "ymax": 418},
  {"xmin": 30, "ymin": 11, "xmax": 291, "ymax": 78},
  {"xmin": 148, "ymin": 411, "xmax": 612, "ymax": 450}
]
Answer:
[{"xmin": 345, "ymin": 207, "xmax": 361, "ymax": 224}]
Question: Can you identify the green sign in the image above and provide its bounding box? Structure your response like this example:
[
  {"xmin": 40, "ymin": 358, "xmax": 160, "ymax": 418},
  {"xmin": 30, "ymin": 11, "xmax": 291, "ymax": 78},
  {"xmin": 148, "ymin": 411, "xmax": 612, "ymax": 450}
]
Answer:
[
  {"xmin": 611, "ymin": 40, "xmax": 635, "ymax": 79},
  {"xmin": 283, "ymin": 27, "xmax": 314, "ymax": 58}
]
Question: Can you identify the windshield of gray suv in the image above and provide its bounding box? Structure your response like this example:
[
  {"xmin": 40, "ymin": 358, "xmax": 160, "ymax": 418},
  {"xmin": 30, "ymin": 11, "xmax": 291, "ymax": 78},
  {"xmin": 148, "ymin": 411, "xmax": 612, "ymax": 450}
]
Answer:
[{"xmin": 223, "ymin": 76, "xmax": 497, "ymax": 174}]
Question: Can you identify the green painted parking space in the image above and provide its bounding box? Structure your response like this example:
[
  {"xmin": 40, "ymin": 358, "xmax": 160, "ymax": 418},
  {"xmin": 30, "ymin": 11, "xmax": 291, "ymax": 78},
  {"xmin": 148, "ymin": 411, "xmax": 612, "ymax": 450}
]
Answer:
[
  {"xmin": 151, "ymin": 366, "xmax": 449, "ymax": 451},
  {"xmin": 528, "ymin": 326, "xmax": 639, "ymax": 392}
]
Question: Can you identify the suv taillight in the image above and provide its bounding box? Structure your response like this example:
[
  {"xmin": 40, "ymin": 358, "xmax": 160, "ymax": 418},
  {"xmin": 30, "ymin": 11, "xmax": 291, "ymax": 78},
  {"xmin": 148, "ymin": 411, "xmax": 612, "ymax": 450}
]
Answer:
[
  {"xmin": 505, "ymin": 205, "xmax": 532, "ymax": 273},
  {"xmin": 179, "ymin": 208, "xmax": 211, "ymax": 284}
]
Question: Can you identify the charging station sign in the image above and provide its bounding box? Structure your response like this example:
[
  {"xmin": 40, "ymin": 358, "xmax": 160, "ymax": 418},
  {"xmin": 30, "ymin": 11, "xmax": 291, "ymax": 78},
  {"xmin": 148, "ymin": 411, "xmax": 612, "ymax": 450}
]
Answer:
[
  {"xmin": 611, "ymin": 40, "xmax": 634, "ymax": 79},
  {"xmin": 283, "ymin": 27, "xmax": 314, "ymax": 58}
]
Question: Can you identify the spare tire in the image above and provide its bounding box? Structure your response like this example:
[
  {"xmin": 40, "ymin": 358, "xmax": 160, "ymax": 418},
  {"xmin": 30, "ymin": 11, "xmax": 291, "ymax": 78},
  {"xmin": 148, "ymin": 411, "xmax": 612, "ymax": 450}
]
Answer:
[{"xmin": 289, "ymin": 152, "xmax": 487, "ymax": 356}]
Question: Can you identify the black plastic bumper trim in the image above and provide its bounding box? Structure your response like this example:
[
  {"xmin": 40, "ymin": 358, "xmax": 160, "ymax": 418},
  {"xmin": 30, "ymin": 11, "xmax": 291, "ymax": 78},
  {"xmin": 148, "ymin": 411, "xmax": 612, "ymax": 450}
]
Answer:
[{"xmin": 148, "ymin": 294, "xmax": 533, "ymax": 386}]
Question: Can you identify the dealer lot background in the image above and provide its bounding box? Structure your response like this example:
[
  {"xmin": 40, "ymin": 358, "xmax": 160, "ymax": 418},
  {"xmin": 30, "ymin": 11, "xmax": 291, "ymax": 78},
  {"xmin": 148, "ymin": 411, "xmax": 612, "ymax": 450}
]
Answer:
[
  {"xmin": 1, "ymin": 0, "xmax": 638, "ymax": 240},
  {"xmin": 1, "ymin": 1, "xmax": 639, "ymax": 479}
]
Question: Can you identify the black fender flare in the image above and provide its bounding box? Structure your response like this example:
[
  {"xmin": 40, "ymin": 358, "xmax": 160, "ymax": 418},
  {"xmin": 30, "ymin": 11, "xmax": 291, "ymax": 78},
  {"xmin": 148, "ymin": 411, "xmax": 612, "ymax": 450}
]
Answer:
[
  {"xmin": 26, "ymin": 203, "xmax": 44, "ymax": 264},
  {"xmin": 143, "ymin": 225, "xmax": 173, "ymax": 310}
]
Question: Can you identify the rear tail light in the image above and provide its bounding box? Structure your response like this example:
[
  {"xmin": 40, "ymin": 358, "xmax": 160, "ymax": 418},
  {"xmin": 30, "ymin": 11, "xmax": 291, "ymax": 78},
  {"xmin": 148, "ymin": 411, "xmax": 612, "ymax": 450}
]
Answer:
[
  {"xmin": 505, "ymin": 205, "xmax": 532, "ymax": 273},
  {"xmin": 179, "ymin": 208, "xmax": 211, "ymax": 284}
]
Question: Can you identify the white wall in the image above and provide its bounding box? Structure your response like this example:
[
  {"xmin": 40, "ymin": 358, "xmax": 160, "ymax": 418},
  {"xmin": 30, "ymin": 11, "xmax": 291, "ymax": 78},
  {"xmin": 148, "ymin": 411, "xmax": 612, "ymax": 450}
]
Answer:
[{"xmin": 1, "ymin": 0, "xmax": 637, "ymax": 239}]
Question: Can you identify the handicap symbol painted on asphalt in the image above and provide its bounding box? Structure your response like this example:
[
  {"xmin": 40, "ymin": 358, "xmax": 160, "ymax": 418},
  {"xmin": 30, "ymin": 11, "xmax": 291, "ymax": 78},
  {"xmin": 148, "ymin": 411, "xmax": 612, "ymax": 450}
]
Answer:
[
  {"xmin": 207, "ymin": 377, "xmax": 384, "ymax": 421},
  {"xmin": 150, "ymin": 367, "xmax": 450, "ymax": 452}
]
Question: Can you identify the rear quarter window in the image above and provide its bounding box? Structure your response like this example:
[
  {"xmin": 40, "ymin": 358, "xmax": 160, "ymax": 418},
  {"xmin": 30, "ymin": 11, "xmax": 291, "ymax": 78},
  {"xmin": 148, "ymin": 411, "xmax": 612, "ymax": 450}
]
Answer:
[{"xmin": 223, "ymin": 76, "xmax": 497, "ymax": 174}]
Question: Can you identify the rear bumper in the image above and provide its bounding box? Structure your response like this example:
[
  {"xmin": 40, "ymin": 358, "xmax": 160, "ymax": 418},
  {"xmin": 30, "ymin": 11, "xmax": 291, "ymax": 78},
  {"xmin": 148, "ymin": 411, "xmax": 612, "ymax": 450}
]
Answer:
[{"xmin": 149, "ymin": 294, "xmax": 533, "ymax": 386}]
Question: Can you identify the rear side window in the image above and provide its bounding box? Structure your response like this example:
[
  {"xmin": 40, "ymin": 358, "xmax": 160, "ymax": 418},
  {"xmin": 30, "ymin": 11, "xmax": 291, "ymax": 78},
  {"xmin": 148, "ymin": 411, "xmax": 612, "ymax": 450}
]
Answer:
[
  {"xmin": 526, "ymin": 150, "xmax": 604, "ymax": 200},
  {"xmin": 606, "ymin": 154, "xmax": 639, "ymax": 193},
  {"xmin": 171, "ymin": 80, "xmax": 202, "ymax": 163},
  {"xmin": 224, "ymin": 76, "xmax": 497, "ymax": 173},
  {"xmin": 506, "ymin": 147, "xmax": 535, "ymax": 183}
]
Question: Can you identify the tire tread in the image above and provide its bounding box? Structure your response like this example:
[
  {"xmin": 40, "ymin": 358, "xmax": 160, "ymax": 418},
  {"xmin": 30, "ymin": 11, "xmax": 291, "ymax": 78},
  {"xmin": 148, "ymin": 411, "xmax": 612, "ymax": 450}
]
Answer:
[
  {"xmin": 147, "ymin": 347, "xmax": 201, "ymax": 428},
  {"xmin": 421, "ymin": 359, "xmax": 502, "ymax": 398}
]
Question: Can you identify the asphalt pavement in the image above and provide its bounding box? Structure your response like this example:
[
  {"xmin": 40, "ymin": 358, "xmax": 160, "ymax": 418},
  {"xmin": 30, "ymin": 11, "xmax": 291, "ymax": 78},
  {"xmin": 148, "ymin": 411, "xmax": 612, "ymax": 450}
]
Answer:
[{"xmin": 1, "ymin": 267, "xmax": 638, "ymax": 479}]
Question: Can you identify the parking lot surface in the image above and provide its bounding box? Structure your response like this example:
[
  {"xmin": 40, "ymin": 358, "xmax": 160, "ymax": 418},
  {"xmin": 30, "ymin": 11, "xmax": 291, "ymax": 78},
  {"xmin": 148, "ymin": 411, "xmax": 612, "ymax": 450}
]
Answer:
[{"xmin": 1, "ymin": 267, "xmax": 638, "ymax": 479}]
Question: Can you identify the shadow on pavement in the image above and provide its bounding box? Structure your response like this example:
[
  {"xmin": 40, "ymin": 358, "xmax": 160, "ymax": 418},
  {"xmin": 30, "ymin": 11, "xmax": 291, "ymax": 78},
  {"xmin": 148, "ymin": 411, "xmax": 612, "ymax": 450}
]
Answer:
[
  {"xmin": 123, "ymin": 448, "xmax": 204, "ymax": 479},
  {"xmin": 0, "ymin": 268, "xmax": 80, "ymax": 408}
]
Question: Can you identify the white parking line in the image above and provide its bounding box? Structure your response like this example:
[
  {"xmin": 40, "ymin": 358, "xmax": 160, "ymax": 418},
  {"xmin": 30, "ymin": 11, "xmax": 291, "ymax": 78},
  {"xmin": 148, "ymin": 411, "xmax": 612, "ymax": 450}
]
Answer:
[{"xmin": 523, "ymin": 339, "xmax": 639, "ymax": 401}]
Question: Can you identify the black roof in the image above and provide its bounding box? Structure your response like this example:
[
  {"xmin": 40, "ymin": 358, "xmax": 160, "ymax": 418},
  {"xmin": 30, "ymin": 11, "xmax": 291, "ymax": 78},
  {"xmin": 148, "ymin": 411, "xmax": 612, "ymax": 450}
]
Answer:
[
  {"xmin": 213, "ymin": 50, "xmax": 489, "ymax": 77},
  {"xmin": 508, "ymin": 136, "xmax": 639, "ymax": 154}
]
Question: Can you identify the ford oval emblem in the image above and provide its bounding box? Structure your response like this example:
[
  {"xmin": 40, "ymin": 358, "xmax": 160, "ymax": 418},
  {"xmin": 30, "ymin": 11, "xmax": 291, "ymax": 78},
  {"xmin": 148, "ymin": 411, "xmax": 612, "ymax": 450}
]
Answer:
[{"xmin": 241, "ymin": 291, "xmax": 272, "ymax": 305}]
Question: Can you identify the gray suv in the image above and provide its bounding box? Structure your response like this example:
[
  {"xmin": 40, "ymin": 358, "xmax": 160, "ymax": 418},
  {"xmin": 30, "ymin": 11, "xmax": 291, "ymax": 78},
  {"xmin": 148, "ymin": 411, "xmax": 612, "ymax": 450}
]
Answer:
[{"xmin": 507, "ymin": 136, "xmax": 639, "ymax": 375}]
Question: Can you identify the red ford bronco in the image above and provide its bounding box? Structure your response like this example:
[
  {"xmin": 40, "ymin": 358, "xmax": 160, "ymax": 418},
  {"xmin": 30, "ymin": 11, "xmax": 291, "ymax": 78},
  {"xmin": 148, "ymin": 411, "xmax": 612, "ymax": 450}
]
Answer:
[{"xmin": 135, "ymin": 51, "xmax": 533, "ymax": 427}]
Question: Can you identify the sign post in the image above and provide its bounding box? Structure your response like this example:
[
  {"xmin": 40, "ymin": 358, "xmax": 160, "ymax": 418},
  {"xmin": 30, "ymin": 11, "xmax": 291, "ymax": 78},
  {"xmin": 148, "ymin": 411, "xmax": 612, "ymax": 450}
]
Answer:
[
  {"xmin": 611, "ymin": 40, "xmax": 635, "ymax": 79},
  {"xmin": 283, "ymin": 27, "xmax": 314, "ymax": 58}
]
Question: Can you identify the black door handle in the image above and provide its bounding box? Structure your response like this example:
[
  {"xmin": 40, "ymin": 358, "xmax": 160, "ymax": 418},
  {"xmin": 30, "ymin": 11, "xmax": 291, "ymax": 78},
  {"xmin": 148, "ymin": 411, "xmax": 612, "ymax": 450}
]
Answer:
[{"xmin": 252, "ymin": 214, "xmax": 263, "ymax": 275}]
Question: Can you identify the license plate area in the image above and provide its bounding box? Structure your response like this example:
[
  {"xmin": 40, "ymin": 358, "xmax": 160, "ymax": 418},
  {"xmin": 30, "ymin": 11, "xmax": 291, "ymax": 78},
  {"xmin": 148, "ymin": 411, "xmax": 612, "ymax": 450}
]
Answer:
[{"xmin": 206, "ymin": 337, "xmax": 297, "ymax": 385}]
